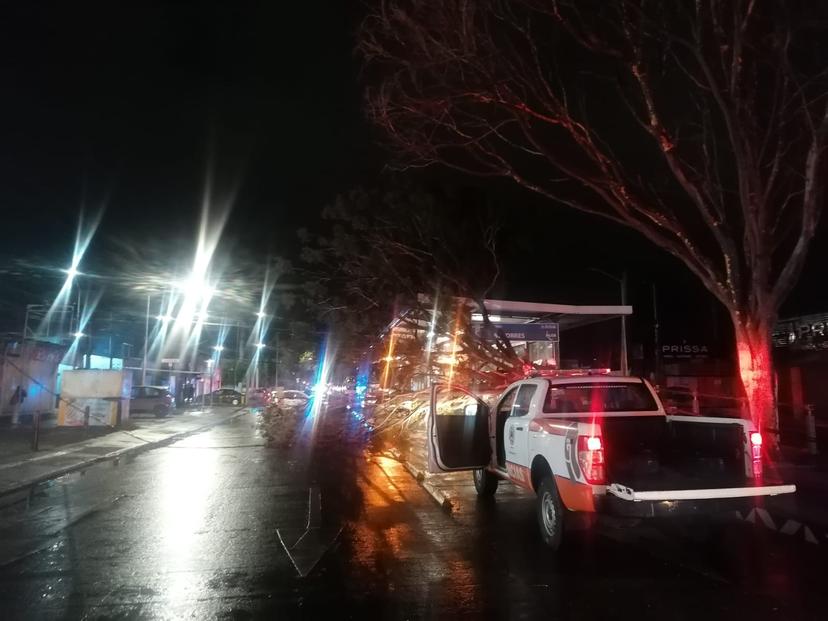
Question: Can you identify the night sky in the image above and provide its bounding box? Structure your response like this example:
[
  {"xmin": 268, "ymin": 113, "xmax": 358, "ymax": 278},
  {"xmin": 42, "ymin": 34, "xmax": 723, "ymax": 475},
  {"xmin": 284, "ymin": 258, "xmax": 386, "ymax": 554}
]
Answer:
[
  {"xmin": 0, "ymin": 2, "xmax": 374, "ymax": 263},
  {"xmin": 1, "ymin": 2, "xmax": 826, "ymax": 340}
]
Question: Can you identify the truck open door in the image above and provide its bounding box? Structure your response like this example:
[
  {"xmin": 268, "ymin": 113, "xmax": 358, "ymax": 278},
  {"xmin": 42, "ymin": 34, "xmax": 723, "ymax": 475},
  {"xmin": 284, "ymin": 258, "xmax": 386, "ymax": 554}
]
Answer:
[{"xmin": 427, "ymin": 383, "xmax": 491, "ymax": 473}]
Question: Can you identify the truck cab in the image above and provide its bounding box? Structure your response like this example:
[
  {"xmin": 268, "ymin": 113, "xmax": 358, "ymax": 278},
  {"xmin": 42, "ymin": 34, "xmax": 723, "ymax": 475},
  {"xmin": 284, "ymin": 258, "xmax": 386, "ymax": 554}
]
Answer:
[{"xmin": 427, "ymin": 373, "xmax": 795, "ymax": 549}]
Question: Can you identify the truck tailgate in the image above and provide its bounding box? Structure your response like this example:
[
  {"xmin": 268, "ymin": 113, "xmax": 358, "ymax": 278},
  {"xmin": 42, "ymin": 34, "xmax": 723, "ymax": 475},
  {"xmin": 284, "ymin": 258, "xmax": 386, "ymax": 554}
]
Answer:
[{"xmin": 608, "ymin": 482, "xmax": 796, "ymax": 502}]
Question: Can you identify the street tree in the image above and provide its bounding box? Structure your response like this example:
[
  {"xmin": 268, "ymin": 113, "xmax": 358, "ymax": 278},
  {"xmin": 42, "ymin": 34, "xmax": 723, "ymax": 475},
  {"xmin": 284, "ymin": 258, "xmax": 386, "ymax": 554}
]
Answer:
[
  {"xmin": 359, "ymin": 0, "xmax": 828, "ymax": 436},
  {"xmin": 300, "ymin": 184, "xmax": 524, "ymax": 388}
]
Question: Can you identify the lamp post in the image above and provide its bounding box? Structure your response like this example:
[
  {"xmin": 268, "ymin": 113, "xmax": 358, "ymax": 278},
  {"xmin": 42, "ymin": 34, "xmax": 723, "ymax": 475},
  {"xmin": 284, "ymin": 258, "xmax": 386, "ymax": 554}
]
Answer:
[
  {"xmin": 211, "ymin": 346, "xmax": 223, "ymax": 405},
  {"xmin": 254, "ymin": 342, "xmax": 266, "ymax": 389},
  {"xmin": 142, "ymin": 294, "xmax": 150, "ymax": 384}
]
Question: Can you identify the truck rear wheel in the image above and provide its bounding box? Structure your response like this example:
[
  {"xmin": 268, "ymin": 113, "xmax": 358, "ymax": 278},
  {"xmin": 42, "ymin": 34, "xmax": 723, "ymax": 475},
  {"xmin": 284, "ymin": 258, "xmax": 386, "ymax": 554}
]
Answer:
[
  {"xmin": 472, "ymin": 468, "xmax": 498, "ymax": 496},
  {"xmin": 536, "ymin": 475, "xmax": 565, "ymax": 550}
]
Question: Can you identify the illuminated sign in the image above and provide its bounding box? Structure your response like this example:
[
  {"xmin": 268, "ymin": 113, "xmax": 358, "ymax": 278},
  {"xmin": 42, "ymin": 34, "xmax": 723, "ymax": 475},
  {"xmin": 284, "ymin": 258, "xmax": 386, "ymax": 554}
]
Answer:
[
  {"xmin": 474, "ymin": 322, "xmax": 560, "ymax": 343},
  {"xmin": 661, "ymin": 343, "xmax": 709, "ymax": 358},
  {"xmin": 774, "ymin": 314, "xmax": 828, "ymax": 350}
]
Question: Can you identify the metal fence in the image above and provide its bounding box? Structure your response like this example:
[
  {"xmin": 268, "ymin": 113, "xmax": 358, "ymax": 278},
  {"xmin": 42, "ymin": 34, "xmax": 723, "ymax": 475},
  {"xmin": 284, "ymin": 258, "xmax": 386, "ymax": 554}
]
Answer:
[{"xmin": 657, "ymin": 387, "xmax": 822, "ymax": 455}]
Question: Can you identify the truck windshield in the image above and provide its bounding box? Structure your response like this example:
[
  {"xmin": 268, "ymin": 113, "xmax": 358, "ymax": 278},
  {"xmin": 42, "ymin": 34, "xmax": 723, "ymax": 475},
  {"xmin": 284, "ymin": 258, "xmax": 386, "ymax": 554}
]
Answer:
[{"xmin": 543, "ymin": 382, "xmax": 658, "ymax": 413}]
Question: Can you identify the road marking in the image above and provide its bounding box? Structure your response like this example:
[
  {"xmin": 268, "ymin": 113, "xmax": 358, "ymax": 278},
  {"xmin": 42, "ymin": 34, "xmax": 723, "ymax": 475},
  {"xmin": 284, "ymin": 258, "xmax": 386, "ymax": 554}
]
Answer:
[
  {"xmin": 737, "ymin": 508, "xmax": 821, "ymax": 545},
  {"xmin": 745, "ymin": 507, "xmax": 777, "ymax": 530},
  {"xmin": 804, "ymin": 526, "xmax": 819, "ymax": 544},
  {"xmin": 779, "ymin": 519, "xmax": 800, "ymax": 535},
  {"xmin": 277, "ymin": 486, "xmax": 341, "ymax": 578}
]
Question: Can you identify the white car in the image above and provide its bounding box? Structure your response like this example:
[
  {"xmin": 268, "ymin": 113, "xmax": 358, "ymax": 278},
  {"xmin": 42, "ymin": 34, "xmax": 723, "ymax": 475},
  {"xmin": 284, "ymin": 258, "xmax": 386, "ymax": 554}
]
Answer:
[
  {"xmin": 275, "ymin": 390, "xmax": 309, "ymax": 410},
  {"xmin": 427, "ymin": 372, "xmax": 795, "ymax": 549}
]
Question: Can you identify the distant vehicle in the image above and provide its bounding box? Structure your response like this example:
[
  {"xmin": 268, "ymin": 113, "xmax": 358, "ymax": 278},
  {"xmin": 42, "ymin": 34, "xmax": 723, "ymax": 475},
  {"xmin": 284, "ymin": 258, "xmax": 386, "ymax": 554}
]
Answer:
[
  {"xmin": 428, "ymin": 372, "xmax": 795, "ymax": 550},
  {"xmin": 130, "ymin": 385, "xmax": 175, "ymax": 418},
  {"xmin": 246, "ymin": 388, "xmax": 270, "ymax": 407},
  {"xmin": 209, "ymin": 388, "xmax": 244, "ymax": 406},
  {"xmin": 274, "ymin": 390, "xmax": 309, "ymax": 409}
]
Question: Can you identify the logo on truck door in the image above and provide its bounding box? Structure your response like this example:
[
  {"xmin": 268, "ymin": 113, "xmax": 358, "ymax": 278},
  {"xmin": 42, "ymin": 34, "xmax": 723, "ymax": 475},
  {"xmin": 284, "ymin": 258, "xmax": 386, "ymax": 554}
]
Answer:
[{"xmin": 506, "ymin": 462, "xmax": 532, "ymax": 489}]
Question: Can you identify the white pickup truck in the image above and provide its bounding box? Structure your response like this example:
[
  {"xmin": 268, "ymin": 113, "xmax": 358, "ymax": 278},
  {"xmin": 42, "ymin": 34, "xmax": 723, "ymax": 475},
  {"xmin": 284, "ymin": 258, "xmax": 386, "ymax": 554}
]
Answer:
[{"xmin": 427, "ymin": 373, "xmax": 795, "ymax": 549}]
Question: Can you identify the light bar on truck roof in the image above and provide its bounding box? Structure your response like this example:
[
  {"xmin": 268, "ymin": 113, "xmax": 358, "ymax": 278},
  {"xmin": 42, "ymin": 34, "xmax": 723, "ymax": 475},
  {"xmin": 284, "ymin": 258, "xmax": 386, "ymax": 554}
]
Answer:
[{"xmin": 525, "ymin": 368, "xmax": 614, "ymax": 378}]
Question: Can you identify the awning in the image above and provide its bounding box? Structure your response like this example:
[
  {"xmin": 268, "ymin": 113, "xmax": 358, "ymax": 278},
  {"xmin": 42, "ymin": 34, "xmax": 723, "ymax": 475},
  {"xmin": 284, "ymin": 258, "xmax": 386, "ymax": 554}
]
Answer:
[{"xmin": 481, "ymin": 298, "xmax": 632, "ymax": 332}]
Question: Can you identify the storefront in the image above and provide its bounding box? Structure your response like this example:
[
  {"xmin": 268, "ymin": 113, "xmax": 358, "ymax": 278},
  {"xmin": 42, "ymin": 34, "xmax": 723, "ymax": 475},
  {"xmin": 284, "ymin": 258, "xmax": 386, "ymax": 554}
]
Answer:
[{"xmin": 773, "ymin": 313, "xmax": 828, "ymax": 447}]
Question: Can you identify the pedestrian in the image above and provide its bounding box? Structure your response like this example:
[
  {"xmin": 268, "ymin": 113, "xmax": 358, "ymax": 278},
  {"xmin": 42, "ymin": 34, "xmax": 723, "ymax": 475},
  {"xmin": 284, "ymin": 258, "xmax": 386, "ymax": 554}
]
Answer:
[
  {"xmin": 184, "ymin": 381, "xmax": 195, "ymax": 404},
  {"xmin": 10, "ymin": 385, "xmax": 27, "ymax": 406}
]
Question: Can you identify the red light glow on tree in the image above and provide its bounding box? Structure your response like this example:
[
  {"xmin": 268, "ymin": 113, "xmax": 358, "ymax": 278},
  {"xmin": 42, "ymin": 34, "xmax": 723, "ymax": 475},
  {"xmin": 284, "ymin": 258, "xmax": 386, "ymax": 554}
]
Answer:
[{"xmin": 736, "ymin": 324, "xmax": 773, "ymax": 431}]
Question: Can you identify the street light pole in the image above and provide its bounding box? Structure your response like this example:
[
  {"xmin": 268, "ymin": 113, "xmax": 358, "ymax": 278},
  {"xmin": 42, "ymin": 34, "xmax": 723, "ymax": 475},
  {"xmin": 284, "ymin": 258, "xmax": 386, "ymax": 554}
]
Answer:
[
  {"xmin": 620, "ymin": 271, "xmax": 628, "ymax": 376},
  {"xmin": 142, "ymin": 294, "xmax": 150, "ymax": 385},
  {"xmin": 589, "ymin": 268, "xmax": 629, "ymax": 376},
  {"xmin": 652, "ymin": 282, "xmax": 660, "ymax": 385}
]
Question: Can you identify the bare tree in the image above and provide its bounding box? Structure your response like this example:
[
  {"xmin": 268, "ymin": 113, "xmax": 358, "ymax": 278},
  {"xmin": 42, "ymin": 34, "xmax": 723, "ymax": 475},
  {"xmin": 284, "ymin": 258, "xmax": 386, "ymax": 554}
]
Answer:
[{"xmin": 359, "ymin": 0, "xmax": 828, "ymax": 438}]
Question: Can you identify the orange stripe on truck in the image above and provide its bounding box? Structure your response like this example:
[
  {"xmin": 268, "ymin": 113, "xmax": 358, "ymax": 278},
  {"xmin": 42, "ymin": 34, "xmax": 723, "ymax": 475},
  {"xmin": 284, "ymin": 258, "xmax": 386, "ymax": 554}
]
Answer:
[{"xmin": 554, "ymin": 475, "xmax": 596, "ymax": 512}]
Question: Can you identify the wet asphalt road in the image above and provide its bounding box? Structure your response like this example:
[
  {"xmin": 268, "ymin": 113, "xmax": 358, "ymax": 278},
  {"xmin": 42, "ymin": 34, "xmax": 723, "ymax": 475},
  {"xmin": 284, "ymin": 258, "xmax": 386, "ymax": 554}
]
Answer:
[{"xmin": 0, "ymin": 404, "xmax": 825, "ymax": 619}]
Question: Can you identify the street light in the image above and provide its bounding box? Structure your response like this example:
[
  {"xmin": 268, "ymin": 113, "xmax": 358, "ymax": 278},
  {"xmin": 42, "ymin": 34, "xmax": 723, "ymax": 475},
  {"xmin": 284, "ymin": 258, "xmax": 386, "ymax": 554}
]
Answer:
[
  {"xmin": 588, "ymin": 268, "xmax": 629, "ymax": 376},
  {"xmin": 157, "ymin": 314, "xmax": 174, "ymax": 322},
  {"xmin": 255, "ymin": 342, "xmax": 266, "ymax": 349},
  {"xmin": 72, "ymin": 331, "xmax": 86, "ymax": 338},
  {"xmin": 255, "ymin": 311, "xmax": 267, "ymax": 319},
  {"xmin": 213, "ymin": 345, "xmax": 224, "ymax": 352}
]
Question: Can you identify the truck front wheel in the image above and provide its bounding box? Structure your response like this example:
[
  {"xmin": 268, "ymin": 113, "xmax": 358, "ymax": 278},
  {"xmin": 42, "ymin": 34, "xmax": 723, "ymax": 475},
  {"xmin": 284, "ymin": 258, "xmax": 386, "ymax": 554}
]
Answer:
[
  {"xmin": 536, "ymin": 475, "xmax": 565, "ymax": 549},
  {"xmin": 472, "ymin": 468, "xmax": 498, "ymax": 496}
]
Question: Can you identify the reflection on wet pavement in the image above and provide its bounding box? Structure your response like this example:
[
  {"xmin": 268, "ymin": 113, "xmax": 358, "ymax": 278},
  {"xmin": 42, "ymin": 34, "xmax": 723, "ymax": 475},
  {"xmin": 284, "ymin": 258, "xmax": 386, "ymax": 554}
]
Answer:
[{"xmin": 0, "ymin": 405, "xmax": 824, "ymax": 618}]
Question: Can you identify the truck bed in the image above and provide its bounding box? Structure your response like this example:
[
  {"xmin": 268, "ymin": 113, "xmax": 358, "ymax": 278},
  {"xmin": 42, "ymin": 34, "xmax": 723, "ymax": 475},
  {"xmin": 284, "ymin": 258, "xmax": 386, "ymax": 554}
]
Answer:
[{"xmin": 602, "ymin": 416, "xmax": 748, "ymax": 492}]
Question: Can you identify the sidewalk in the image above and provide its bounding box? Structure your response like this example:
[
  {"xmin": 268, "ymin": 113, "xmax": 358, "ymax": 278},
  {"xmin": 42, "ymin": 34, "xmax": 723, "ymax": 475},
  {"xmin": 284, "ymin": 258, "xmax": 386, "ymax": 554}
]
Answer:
[
  {"xmin": 0, "ymin": 406, "xmax": 247, "ymax": 498},
  {"xmin": 762, "ymin": 458, "xmax": 828, "ymax": 539},
  {"xmin": 0, "ymin": 422, "xmax": 114, "ymax": 464}
]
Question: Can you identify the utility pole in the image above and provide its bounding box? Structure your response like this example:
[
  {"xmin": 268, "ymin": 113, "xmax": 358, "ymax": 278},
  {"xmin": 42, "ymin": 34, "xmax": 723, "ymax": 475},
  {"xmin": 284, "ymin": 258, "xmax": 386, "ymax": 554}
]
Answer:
[
  {"xmin": 23, "ymin": 305, "xmax": 31, "ymax": 340},
  {"xmin": 589, "ymin": 268, "xmax": 629, "ymax": 375},
  {"xmin": 652, "ymin": 283, "xmax": 660, "ymax": 385},
  {"xmin": 620, "ymin": 271, "xmax": 629, "ymax": 376}
]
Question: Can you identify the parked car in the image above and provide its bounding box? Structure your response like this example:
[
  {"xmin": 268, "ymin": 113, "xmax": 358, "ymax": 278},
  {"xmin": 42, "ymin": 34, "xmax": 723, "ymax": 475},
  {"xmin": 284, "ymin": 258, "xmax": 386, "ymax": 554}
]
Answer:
[
  {"xmin": 209, "ymin": 388, "xmax": 244, "ymax": 406},
  {"xmin": 274, "ymin": 390, "xmax": 309, "ymax": 410},
  {"xmin": 130, "ymin": 385, "xmax": 175, "ymax": 417},
  {"xmin": 246, "ymin": 388, "xmax": 271, "ymax": 407}
]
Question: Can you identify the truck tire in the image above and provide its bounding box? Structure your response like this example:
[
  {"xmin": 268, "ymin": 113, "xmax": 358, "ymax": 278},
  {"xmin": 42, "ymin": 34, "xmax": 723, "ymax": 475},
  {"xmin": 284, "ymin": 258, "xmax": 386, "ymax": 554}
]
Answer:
[
  {"xmin": 472, "ymin": 468, "xmax": 498, "ymax": 496},
  {"xmin": 536, "ymin": 475, "xmax": 565, "ymax": 550},
  {"xmin": 154, "ymin": 405, "xmax": 169, "ymax": 418}
]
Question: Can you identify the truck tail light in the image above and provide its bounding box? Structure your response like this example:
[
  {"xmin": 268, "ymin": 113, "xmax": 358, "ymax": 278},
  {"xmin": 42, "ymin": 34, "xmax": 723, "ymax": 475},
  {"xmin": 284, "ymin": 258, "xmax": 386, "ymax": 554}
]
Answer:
[
  {"xmin": 750, "ymin": 431, "xmax": 762, "ymax": 477},
  {"xmin": 577, "ymin": 435, "xmax": 606, "ymax": 484}
]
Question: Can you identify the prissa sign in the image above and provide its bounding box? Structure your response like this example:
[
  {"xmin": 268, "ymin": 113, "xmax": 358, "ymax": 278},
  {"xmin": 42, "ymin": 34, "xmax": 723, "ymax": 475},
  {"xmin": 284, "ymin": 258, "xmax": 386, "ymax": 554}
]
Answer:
[
  {"xmin": 661, "ymin": 343, "xmax": 710, "ymax": 358},
  {"xmin": 774, "ymin": 314, "xmax": 828, "ymax": 349}
]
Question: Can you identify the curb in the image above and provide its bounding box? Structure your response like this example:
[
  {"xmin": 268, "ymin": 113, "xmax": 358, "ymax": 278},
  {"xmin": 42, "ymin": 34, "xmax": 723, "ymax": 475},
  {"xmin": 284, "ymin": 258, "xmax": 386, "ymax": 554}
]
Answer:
[
  {"xmin": 400, "ymin": 460, "xmax": 452, "ymax": 511},
  {"xmin": 0, "ymin": 407, "xmax": 249, "ymax": 500},
  {"xmin": 382, "ymin": 447, "xmax": 452, "ymax": 511},
  {"xmin": 736, "ymin": 506, "xmax": 827, "ymax": 546}
]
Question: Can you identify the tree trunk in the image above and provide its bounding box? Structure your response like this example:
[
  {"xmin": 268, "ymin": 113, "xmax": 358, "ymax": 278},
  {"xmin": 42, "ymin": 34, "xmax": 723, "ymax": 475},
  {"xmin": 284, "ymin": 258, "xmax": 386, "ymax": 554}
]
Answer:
[{"xmin": 731, "ymin": 311, "xmax": 777, "ymax": 446}]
